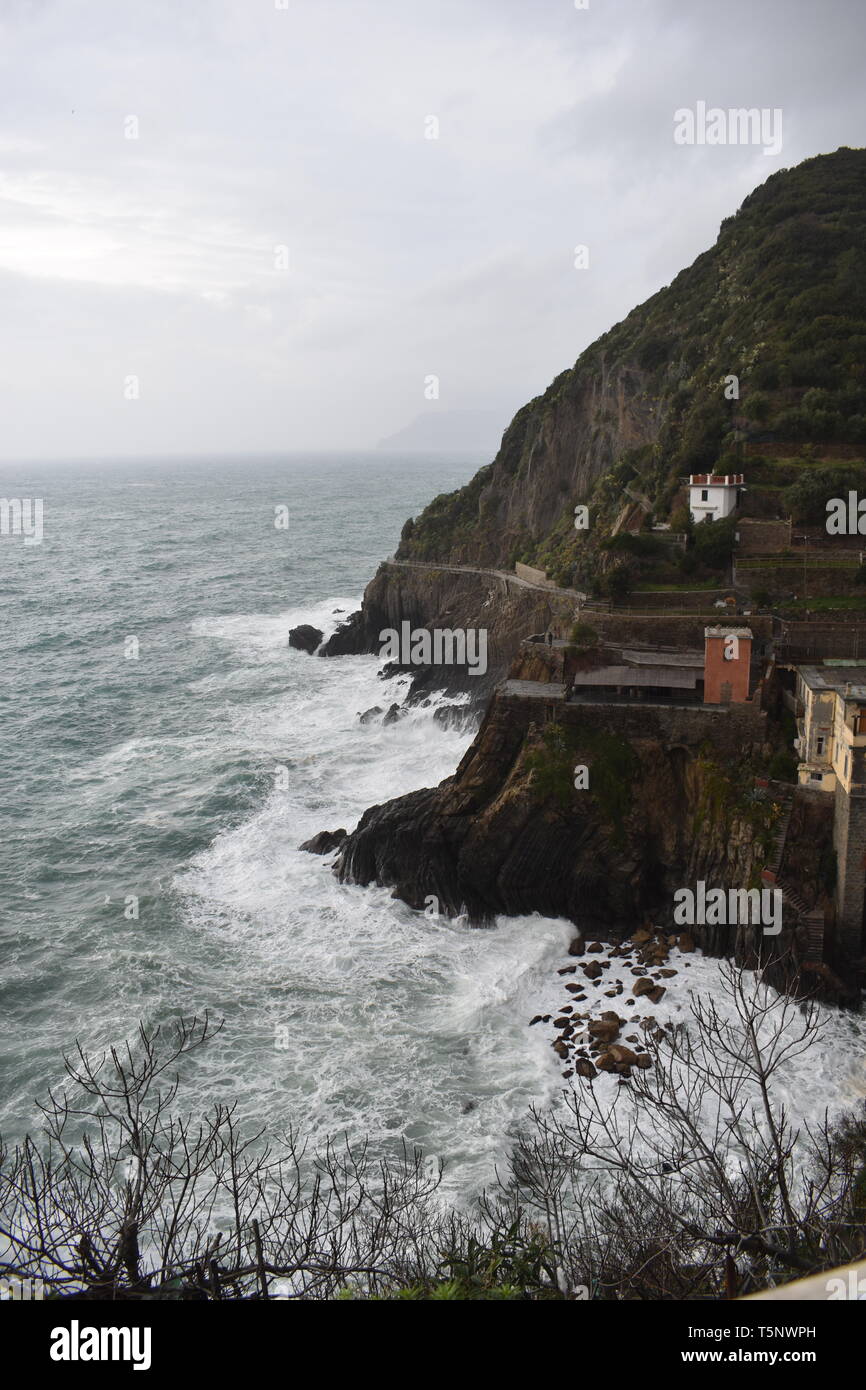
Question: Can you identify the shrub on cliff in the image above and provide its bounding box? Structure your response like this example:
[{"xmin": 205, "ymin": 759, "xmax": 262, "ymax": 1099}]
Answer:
[
  {"xmin": 691, "ymin": 515, "xmax": 737, "ymax": 569},
  {"xmin": 785, "ymin": 464, "xmax": 866, "ymax": 524},
  {"xmin": 569, "ymin": 622, "xmax": 599, "ymax": 650}
]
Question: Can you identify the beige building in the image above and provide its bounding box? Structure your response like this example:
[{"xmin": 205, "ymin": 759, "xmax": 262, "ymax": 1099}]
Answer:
[
  {"xmin": 795, "ymin": 665, "xmax": 866, "ymax": 958},
  {"xmin": 796, "ymin": 666, "xmax": 866, "ymax": 794}
]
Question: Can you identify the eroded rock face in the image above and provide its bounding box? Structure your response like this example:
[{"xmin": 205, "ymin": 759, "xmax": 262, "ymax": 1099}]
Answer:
[
  {"xmin": 335, "ymin": 691, "xmax": 765, "ymax": 936},
  {"xmin": 318, "ymin": 563, "xmax": 567, "ymax": 701},
  {"xmin": 328, "ymin": 686, "xmax": 849, "ymax": 995},
  {"xmin": 289, "ymin": 624, "xmax": 323, "ymax": 654},
  {"xmin": 397, "ymin": 359, "xmax": 662, "ymax": 572}
]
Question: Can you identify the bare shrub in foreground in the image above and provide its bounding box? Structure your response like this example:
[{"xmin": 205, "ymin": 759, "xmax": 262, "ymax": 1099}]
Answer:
[{"xmin": 2, "ymin": 969, "xmax": 864, "ymax": 1300}]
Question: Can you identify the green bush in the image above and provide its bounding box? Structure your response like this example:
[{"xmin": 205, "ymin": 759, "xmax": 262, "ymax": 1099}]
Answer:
[
  {"xmin": 692, "ymin": 516, "xmax": 737, "ymax": 569},
  {"xmin": 768, "ymin": 750, "xmax": 798, "ymax": 782},
  {"xmin": 606, "ymin": 565, "xmax": 634, "ymax": 601}
]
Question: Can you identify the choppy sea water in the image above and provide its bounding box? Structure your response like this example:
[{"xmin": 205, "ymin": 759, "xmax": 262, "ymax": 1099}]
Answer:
[
  {"xmin": 0, "ymin": 452, "xmax": 577, "ymax": 1200},
  {"xmin": 2, "ymin": 451, "xmax": 865, "ymax": 1206}
]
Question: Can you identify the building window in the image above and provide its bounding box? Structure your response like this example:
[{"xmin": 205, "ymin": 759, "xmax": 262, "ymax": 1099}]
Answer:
[
  {"xmin": 701, "ymin": 489, "xmax": 709, "ymax": 501},
  {"xmin": 810, "ymin": 772, "xmax": 823, "ymax": 783},
  {"xmin": 816, "ymin": 736, "xmax": 825, "ymax": 755}
]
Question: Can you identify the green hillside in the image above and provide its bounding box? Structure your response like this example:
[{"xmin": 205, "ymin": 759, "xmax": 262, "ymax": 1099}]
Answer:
[{"xmin": 396, "ymin": 147, "xmax": 866, "ymax": 601}]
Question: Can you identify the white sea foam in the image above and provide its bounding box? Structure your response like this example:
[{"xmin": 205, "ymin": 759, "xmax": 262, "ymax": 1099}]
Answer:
[{"xmin": 167, "ymin": 600, "xmax": 866, "ymax": 1201}]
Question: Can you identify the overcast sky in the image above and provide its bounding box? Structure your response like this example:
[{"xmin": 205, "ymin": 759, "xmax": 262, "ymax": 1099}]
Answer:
[{"xmin": 0, "ymin": 0, "xmax": 864, "ymax": 461}]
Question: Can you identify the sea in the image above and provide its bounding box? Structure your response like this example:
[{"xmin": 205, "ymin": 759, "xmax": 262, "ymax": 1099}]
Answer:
[
  {"xmin": 2, "ymin": 451, "xmax": 865, "ymax": 1207},
  {"xmin": 0, "ymin": 452, "xmax": 575, "ymax": 1201}
]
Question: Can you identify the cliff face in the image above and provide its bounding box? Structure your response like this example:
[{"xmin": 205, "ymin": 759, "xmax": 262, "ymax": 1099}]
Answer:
[
  {"xmin": 396, "ymin": 148, "xmax": 866, "ymax": 582},
  {"xmin": 337, "ymin": 692, "xmax": 771, "ymax": 934},
  {"xmin": 395, "ymin": 361, "xmax": 663, "ymax": 571},
  {"xmin": 320, "ymin": 562, "xmax": 577, "ymax": 696},
  {"xmin": 316, "ymin": 151, "xmax": 866, "ymax": 1003},
  {"xmin": 331, "ymin": 678, "xmax": 852, "ymax": 1001},
  {"xmin": 323, "ymin": 147, "xmax": 866, "ymax": 678}
]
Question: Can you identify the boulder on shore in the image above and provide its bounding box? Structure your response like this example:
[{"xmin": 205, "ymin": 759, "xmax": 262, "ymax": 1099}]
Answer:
[
  {"xmin": 289, "ymin": 624, "xmax": 324, "ymax": 654},
  {"xmin": 299, "ymin": 829, "xmax": 347, "ymax": 855}
]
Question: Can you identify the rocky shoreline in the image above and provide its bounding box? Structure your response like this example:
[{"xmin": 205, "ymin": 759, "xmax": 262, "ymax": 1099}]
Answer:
[{"xmin": 534, "ymin": 925, "xmax": 694, "ymax": 1081}]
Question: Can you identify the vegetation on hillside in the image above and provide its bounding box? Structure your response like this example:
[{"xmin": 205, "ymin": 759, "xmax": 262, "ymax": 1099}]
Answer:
[{"xmin": 396, "ymin": 148, "xmax": 866, "ymax": 598}]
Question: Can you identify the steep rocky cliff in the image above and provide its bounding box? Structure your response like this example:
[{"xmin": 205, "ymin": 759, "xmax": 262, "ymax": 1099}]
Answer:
[
  {"xmin": 335, "ymin": 691, "xmax": 770, "ymax": 929},
  {"xmin": 320, "ymin": 562, "xmax": 576, "ymax": 694},
  {"xmin": 315, "ymin": 150, "xmax": 866, "ymax": 1001},
  {"xmin": 332, "ymin": 688, "xmax": 850, "ymax": 996},
  {"xmin": 323, "ymin": 147, "xmax": 866, "ymax": 668}
]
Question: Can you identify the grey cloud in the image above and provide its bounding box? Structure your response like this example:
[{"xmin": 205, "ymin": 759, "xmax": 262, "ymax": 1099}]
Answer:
[{"xmin": 0, "ymin": 0, "xmax": 863, "ymax": 459}]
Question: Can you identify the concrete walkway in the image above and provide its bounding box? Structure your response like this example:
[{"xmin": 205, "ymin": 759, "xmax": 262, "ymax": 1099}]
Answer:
[{"xmin": 386, "ymin": 557, "xmax": 585, "ymax": 601}]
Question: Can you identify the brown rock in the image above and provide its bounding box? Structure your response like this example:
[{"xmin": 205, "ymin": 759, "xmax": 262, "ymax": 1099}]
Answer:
[
  {"xmin": 581, "ymin": 961, "xmax": 602, "ymax": 980},
  {"xmin": 635, "ymin": 1054, "xmax": 653, "ymax": 1069},
  {"xmin": 574, "ymin": 1058, "xmax": 597, "ymax": 1079},
  {"xmin": 587, "ymin": 941, "xmax": 604, "ymax": 953},
  {"xmin": 608, "ymin": 1044, "xmax": 639, "ymax": 1066},
  {"xmin": 558, "ymin": 965, "xmax": 576, "ymax": 975},
  {"xmin": 586, "ymin": 1023, "xmax": 619, "ymax": 1045},
  {"xmin": 588, "ymin": 1020, "xmax": 620, "ymax": 1044},
  {"xmin": 631, "ymin": 928, "xmax": 652, "ymax": 945},
  {"xmin": 647, "ymin": 986, "xmax": 666, "ymax": 1004},
  {"xmin": 659, "ymin": 968, "xmax": 678, "ymax": 978},
  {"xmin": 568, "ymin": 935, "xmax": 586, "ymax": 957},
  {"xmin": 678, "ymin": 932, "xmax": 696, "ymax": 953},
  {"xmin": 633, "ymin": 977, "xmax": 657, "ymax": 998}
]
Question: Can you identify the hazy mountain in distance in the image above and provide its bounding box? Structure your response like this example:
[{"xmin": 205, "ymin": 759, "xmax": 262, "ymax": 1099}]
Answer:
[{"xmin": 376, "ymin": 409, "xmax": 506, "ymax": 453}]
